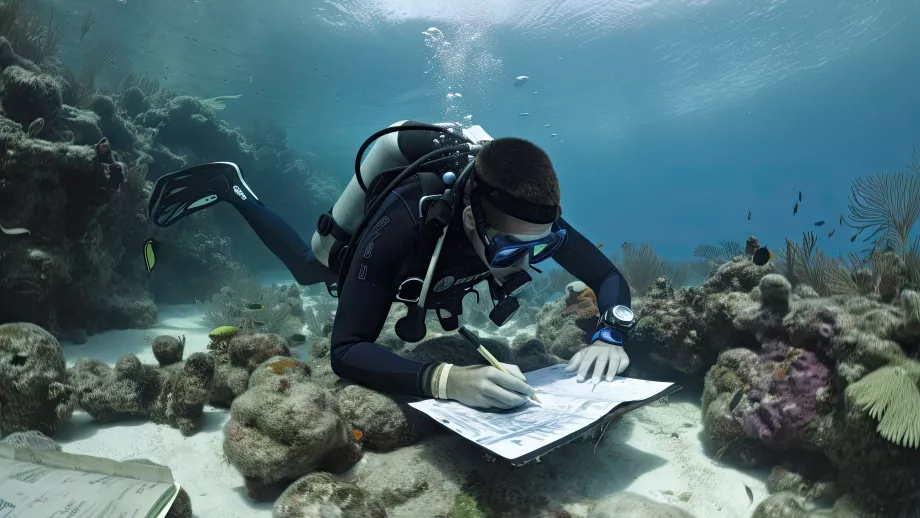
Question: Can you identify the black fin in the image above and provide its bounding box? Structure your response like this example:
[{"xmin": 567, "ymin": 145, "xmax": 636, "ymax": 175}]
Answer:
[{"xmin": 148, "ymin": 162, "xmax": 257, "ymax": 228}]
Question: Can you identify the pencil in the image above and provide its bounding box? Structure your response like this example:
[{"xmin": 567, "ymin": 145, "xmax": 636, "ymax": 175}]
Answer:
[{"xmin": 458, "ymin": 326, "xmax": 542, "ymax": 404}]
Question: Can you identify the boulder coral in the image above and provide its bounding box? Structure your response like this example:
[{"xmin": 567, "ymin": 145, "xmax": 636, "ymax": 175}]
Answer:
[
  {"xmin": 208, "ymin": 332, "xmax": 293, "ymax": 408},
  {"xmin": 0, "ymin": 323, "xmax": 73, "ymax": 436},
  {"xmin": 222, "ymin": 356, "xmax": 355, "ymax": 501}
]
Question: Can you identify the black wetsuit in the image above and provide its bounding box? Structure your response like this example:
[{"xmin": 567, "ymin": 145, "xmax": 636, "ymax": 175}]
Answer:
[{"xmin": 234, "ymin": 180, "xmax": 631, "ymax": 398}]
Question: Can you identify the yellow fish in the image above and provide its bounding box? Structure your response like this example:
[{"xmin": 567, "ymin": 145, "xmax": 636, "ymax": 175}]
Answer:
[
  {"xmin": 596, "ymin": 242, "xmax": 604, "ymax": 249},
  {"xmin": 143, "ymin": 238, "xmax": 158, "ymax": 275},
  {"xmin": 208, "ymin": 326, "xmax": 240, "ymax": 339}
]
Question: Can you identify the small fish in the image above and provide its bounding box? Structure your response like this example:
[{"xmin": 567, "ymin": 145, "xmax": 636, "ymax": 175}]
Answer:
[
  {"xmin": 828, "ymin": 228, "xmax": 836, "ymax": 238},
  {"xmin": 839, "ymin": 214, "xmax": 844, "ymax": 225},
  {"xmin": 208, "ymin": 326, "xmax": 240, "ymax": 339},
  {"xmin": 747, "ymin": 210, "xmax": 751, "ymax": 221},
  {"xmin": 744, "ymin": 483, "xmax": 753, "ymax": 506},
  {"xmin": 252, "ymin": 320, "xmax": 266, "ymax": 327},
  {"xmin": 143, "ymin": 238, "xmax": 158, "ymax": 275},
  {"xmin": 244, "ymin": 303, "xmax": 264, "ymax": 310},
  {"xmin": 793, "ymin": 201, "xmax": 798, "ymax": 215},
  {"xmin": 518, "ymin": 112, "xmax": 530, "ymax": 116},
  {"xmin": 596, "ymin": 242, "xmax": 604, "ymax": 249},
  {"xmin": 814, "ymin": 220, "xmax": 825, "ymax": 227},
  {"xmin": 850, "ymin": 233, "xmax": 858, "ymax": 243},
  {"xmin": 751, "ymin": 246, "xmax": 774, "ymax": 266},
  {"xmin": 728, "ymin": 389, "xmax": 744, "ymax": 411},
  {"xmin": 289, "ymin": 333, "xmax": 307, "ymax": 345},
  {"xmin": 352, "ymin": 429, "xmax": 363, "ymax": 441},
  {"xmin": 0, "ymin": 223, "xmax": 30, "ymax": 236},
  {"xmin": 798, "ymin": 190, "xmax": 802, "ymax": 202}
]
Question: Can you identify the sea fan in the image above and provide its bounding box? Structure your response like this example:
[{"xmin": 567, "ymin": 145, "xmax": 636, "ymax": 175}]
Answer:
[{"xmin": 845, "ymin": 362, "xmax": 920, "ymax": 449}]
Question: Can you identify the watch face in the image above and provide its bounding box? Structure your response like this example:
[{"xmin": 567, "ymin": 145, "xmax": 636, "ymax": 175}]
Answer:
[{"xmin": 612, "ymin": 305, "xmax": 634, "ymax": 324}]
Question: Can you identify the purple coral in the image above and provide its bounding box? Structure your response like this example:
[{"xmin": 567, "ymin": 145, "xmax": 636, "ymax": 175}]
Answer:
[{"xmin": 738, "ymin": 348, "xmax": 831, "ymax": 446}]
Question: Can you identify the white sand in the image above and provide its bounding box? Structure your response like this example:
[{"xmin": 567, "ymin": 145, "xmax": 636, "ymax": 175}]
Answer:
[{"xmin": 54, "ymin": 303, "xmax": 767, "ymax": 518}]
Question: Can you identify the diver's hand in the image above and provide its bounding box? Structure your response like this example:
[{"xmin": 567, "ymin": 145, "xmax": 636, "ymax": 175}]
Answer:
[
  {"xmin": 441, "ymin": 363, "xmax": 534, "ymax": 409},
  {"xmin": 563, "ymin": 343, "xmax": 630, "ymax": 382}
]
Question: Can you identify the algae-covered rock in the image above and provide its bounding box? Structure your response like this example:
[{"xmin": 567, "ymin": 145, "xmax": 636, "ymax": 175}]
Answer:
[
  {"xmin": 273, "ymin": 472, "xmax": 387, "ymax": 518},
  {"xmin": 750, "ymin": 493, "xmax": 808, "ymax": 518},
  {"xmin": 223, "ymin": 373, "xmax": 350, "ymax": 501},
  {"xmin": 535, "ymin": 295, "xmax": 592, "ymax": 359},
  {"xmin": 0, "ymin": 323, "xmax": 73, "ymax": 436},
  {"xmin": 208, "ymin": 333, "xmax": 294, "ymax": 407},
  {"xmin": 336, "ymin": 384, "xmax": 437, "ymax": 451},
  {"xmin": 152, "ymin": 335, "xmax": 186, "ymax": 366},
  {"xmin": 588, "ymin": 491, "xmax": 695, "ymax": 518},
  {"xmin": 150, "ymin": 353, "xmax": 215, "ymax": 436},
  {"xmin": 69, "ymin": 354, "xmax": 164, "ymax": 421},
  {"xmin": 0, "ymin": 65, "xmax": 63, "ymax": 124},
  {"xmin": 1, "ymin": 430, "xmax": 62, "ymax": 451},
  {"xmin": 511, "ymin": 338, "xmax": 565, "ymax": 373}
]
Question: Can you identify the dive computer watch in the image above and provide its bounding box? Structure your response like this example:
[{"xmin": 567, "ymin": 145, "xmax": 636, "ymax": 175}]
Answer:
[{"xmin": 591, "ymin": 305, "xmax": 636, "ymax": 346}]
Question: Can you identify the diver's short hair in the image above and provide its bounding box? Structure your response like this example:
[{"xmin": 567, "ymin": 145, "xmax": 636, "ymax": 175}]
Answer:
[{"xmin": 475, "ymin": 137, "xmax": 561, "ymax": 209}]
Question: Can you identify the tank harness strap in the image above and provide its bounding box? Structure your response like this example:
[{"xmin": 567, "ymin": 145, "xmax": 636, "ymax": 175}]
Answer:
[
  {"xmin": 316, "ymin": 210, "xmax": 354, "ymax": 274},
  {"xmin": 401, "ymin": 172, "xmax": 454, "ymax": 301}
]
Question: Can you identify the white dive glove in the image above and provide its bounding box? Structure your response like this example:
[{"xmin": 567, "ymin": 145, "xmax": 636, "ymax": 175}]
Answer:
[
  {"xmin": 563, "ymin": 343, "xmax": 630, "ymax": 382},
  {"xmin": 430, "ymin": 363, "xmax": 534, "ymax": 410}
]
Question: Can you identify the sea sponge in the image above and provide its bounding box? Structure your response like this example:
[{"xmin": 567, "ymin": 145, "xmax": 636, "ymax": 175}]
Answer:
[
  {"xmin": 844, "ymin": 361, "xmax": 920, "ymax": 449},
  {"xmin": 151, "ymin": 353, "xmax": 216, "ymax": 436},
  {"xmin": 0, "ymin": 323, "xmax": 73, "ymax": 436},
  {"xmin": 152, "ymin": 335, "xmax": 186, "ymax": 366},
  {"xmin": 222, "ymin": 379, "xmax": 349, "ymax": 501},
  {"xmin": 273, "ymin": 472, "xmax": 387, "ymax": 518}
]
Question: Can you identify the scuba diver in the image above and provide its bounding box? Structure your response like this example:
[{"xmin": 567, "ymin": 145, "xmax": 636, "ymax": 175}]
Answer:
[{"xmin": 147, "ymin": 121, "xmax": 636, "ymax": 410}]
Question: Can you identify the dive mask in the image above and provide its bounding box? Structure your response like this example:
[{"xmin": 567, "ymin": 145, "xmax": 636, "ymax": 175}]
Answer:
[{"xmin": 470, "ymin": 175, "xmax": 566, "ymax": 269}]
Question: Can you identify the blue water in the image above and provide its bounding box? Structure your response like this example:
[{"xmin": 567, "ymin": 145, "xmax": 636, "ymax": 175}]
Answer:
[{"xmin": 56, "ymin": 0, "xmax": 919, "ymax": 261}]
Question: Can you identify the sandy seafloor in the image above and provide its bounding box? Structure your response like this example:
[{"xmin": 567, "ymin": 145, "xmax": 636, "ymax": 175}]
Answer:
[{"xmin": 52, "ymin": 290, "xmax": 770, "ymax": 518}]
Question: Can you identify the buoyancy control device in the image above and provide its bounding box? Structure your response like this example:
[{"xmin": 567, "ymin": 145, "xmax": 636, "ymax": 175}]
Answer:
[{"xmin": 311, "ymin": 120, "xmax": 494, "ymax": 342}]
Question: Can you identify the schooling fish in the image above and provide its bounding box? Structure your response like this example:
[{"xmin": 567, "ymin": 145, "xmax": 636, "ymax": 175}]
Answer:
[
  {"xmin": 814, "ymin": 220, "xmax": 825, "ymax": 227},
  {"xmin": 798, "ymin": 190, "xmax": 802, "ymax": 202},
  {"xmin": 793, "ymin": 201, "xmax": 798, "ymax": 215},
  {"xmin": 751, "ymin": 246, "xmax": 774, "ymax": 266},
  {"xmin": 744, "ymin": 483, "xmax": 753, "ymax": 506},
  {"xmin": 839, "ymin": 214, "xmax": 844, "ymax": 225},
  {"xmin": 747, "ymin": 210, "xmax": 751, "ymax": 221},
  {"xmin": 244, "ymin": 303, "xmax": 264, "ymax": 310},
  {"xmin": 251, "ymin": 320, "xmax": 266, "ymax": 328},
  {"xmin": 828, "ymin": 228, "xmax": 836, "ymax": 238}
]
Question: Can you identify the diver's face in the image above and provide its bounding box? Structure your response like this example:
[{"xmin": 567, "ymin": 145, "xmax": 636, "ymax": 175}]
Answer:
[{"xmin": 461, "ymin": 203, "xmax": 553, "ymax": 282}]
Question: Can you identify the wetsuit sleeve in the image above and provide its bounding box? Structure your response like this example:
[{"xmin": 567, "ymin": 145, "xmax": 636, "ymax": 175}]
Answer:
[
  {"xmin": 552, "ymin": 217, "xmax": 632, "ymax": 332},
  {"xmin": 329, "ymin": 194, "xmax": 437, "ymax": 397}
]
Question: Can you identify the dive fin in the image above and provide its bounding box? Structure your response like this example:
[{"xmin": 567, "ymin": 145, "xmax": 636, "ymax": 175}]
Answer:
[{"xmin": 148, "ymin": 162, "xmax": 258, "ymax": 227}]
